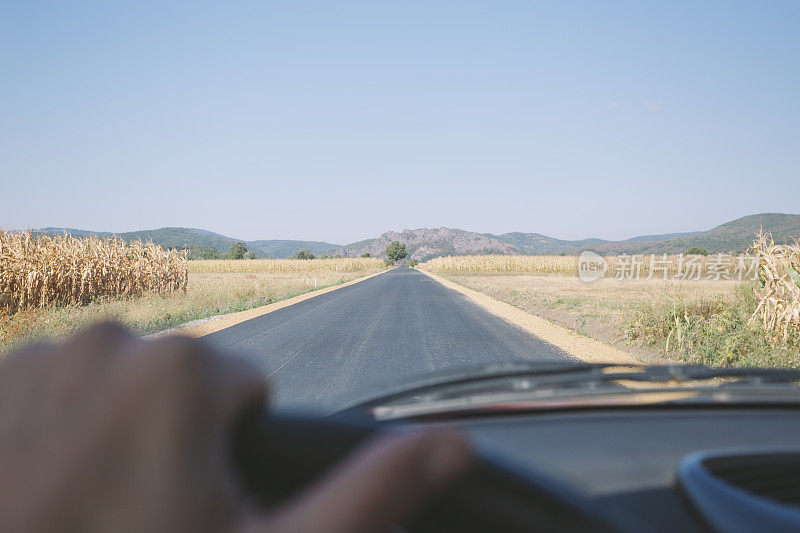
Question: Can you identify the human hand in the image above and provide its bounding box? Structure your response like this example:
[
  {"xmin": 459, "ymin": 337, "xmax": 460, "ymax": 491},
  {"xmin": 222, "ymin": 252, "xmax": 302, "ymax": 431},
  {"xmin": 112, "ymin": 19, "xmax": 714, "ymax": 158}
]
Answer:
[{"xmin": 0, "ymin": 324, "xmax": 471, "ymax": 533}]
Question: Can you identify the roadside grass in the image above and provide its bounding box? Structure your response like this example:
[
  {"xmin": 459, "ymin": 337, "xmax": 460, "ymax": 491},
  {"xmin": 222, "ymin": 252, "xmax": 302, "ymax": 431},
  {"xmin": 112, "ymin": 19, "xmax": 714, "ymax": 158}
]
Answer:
[
  {"xmin": 0, "ymin": 268, "xmax": 382, "ymax": 355},
  {"xmin": 624, "ymin": 283, "xmax": 800, "ymax": 368}
]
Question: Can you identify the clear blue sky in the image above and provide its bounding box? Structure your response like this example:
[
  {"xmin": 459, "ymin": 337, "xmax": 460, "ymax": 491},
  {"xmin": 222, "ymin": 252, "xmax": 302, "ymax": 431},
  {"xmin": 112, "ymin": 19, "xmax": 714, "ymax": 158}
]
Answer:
[{"xmin": 2, "ymin": 1, "xmax": 798, "ymax": 244}]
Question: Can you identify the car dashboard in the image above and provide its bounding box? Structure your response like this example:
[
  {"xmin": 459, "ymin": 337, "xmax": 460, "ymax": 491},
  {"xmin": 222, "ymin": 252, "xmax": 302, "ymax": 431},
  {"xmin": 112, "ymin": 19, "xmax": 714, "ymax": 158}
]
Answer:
[{"xmin": 423, "ymin": 407, "xmax": 800, "ymax": 532}]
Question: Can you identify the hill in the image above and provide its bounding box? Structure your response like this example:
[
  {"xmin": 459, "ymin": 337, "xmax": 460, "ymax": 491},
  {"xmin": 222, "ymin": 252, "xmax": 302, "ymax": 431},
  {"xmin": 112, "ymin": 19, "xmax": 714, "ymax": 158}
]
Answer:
[
  {"xmin": 334, "ymin": 228, "xmax": 515, "ymax": 261},
  {"xmin": 247, "ymin": 240, "xmax": 339, "ymax": 258},
  {"xmin": 578, "ymin": 213, "xmax": 800, "ymax": 255},
  {"xmin": 31, "ymin": 212, "xmax": 800, "ymax": 260},
  {"xmin": 334, "ymin": 213, "xmax": 800, "ymax": 259},
  {"xmin": 623, "ymin": 231, "xmax": 700, "ymax": 243},
  {"xmin": 489, "ymin": 232, "xmax": 607, "ymax": 254},
  {"xmin": 37, "ymin": 227, "xmax": 339, "ymax": 259}
]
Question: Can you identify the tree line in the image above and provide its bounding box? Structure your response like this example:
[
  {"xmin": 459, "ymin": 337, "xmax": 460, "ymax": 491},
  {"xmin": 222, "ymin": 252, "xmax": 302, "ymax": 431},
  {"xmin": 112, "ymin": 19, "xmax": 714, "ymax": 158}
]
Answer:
[{"xmin": 187, "ymin": 240, "xmax": 415, "ymax": 263}]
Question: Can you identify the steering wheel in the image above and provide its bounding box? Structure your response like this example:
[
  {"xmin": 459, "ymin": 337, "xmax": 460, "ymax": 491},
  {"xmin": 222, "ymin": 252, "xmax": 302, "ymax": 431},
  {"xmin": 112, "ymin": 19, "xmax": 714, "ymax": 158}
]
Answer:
[{"xmin": 232, "ymin": 412, "xmax": 617, "ymax": 532}]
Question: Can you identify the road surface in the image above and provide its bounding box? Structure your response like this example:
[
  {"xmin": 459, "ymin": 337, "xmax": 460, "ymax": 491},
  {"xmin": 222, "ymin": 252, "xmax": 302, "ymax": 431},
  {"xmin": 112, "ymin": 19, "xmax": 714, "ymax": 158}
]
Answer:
[{"xmin": 204, "ymin": 267, "xmax": 571, "ymax": 410}]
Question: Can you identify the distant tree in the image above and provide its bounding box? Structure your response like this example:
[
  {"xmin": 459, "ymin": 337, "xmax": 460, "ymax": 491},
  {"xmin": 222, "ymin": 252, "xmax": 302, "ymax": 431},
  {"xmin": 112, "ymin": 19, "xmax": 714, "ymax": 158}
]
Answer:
[
  {"xmin": 687, "ymin": 247, "xmax": 709, "ymax": 256},
  {"xmin": 361, "ymin": 252, "xmax": 371, "ymax": 258},
  {"xmin": 188, "ymin": 245, "xmax": 224, "ymax": 260},
  {"xmin": 385, "ymin": 241, "xmax": 407, "ymax": 262},
  {"xmin": 407, "ymin": 259, "xmax": 419, "ymax": 268},
  {"xmin": 293, "ymin": 248, "xmax": 315, "ymax": 260},
  {"xmin": 229, "ymin": 241, "xmax": 248, "ymax": 259},
  {"xmin": 245, "ymin": 251, "xmax": 258, "ymax": 260}
]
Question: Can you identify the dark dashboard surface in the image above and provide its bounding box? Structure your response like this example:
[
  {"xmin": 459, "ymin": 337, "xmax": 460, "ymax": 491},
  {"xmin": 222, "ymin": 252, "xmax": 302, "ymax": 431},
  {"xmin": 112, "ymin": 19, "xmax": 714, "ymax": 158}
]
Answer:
[{"xmin": 438, "ymin": 408, "xmax": 800, "ymax": 532}]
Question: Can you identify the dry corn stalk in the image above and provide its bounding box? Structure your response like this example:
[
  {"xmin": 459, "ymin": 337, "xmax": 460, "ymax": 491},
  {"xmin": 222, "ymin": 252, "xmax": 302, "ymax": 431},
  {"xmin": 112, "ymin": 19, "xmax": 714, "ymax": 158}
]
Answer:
[
  {"xmin": 750, "ymin": 232, "xmax": 800, "ymax": 341},
  {"xmin": 0, "ymin": 230, "xmax": 187, "ymax": 311}
]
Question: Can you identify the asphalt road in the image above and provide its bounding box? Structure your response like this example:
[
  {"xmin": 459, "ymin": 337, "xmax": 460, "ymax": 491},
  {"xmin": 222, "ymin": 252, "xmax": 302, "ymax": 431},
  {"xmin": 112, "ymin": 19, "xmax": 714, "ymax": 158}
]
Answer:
[{"xmin": 204, "ymin": 267, "xmax": 571, "ymax": 410}]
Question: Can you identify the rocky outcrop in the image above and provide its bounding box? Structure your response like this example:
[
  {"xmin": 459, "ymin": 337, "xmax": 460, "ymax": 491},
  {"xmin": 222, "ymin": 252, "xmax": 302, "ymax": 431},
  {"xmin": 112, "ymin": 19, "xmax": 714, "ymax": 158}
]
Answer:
[{"xmin": 334, "ymin": 228, "xmax": 516, "ymax": 260}]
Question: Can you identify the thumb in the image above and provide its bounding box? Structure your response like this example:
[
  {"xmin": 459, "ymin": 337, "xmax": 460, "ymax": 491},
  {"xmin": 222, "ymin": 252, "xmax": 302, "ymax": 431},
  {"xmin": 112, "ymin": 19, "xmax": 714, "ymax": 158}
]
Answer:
[{"xmin": 247, "ymin": 429, "xmax": 471, "ymax": 533}]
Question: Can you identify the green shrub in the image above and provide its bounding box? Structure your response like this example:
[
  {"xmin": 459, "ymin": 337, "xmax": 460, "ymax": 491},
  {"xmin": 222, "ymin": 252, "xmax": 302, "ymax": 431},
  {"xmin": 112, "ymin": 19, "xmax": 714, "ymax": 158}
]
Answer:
[
  {"xmin": 384, "ymin": 259, "xmax": 395, "ymax": 267},
  {"xmin": 407, "ymin": 259, "xmax": 419, "ymax": 268},
  {"xmin": 624, "ymin": 284, "xmax": 800, "ymax": 367},
  {"xmin": 385, "ymin": 241, "xmax": 407, "ymax": 262},
  {"xmin": 687, "ymin": 247, "xmax": 709, "ymax": 256},
  {"xmin": 292, "ymin": 248, "xmax": 315, "ymax": 260},
  {"xmin": 229, "ymin": 241, "xmax": 248, "ymax": 259},
  {"xmin": 188, "ymin": 245, "xmax": 224, "ymax": 260}
]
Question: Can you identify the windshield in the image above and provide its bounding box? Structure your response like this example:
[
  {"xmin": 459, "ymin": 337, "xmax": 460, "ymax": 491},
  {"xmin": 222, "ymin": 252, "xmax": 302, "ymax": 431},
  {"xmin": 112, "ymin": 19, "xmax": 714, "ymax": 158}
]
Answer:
[{"xmin": 2, "ymin": 2, "xmax": 799, "ymax": 416}]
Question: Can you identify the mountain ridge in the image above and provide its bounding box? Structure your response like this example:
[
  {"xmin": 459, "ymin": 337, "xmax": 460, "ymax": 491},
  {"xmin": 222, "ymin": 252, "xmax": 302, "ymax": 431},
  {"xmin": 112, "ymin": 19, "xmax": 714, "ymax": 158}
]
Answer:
[
  {"xmin": 35, "ymin": 227, "xmax": 339, "ymax": 259},
  {"xmin": 29, "ymin": 212, "xmax": 800, "ymax": 260},
  {"xmin": 333, "ymin": 213, "xmax": 800, "ymax": 259}
]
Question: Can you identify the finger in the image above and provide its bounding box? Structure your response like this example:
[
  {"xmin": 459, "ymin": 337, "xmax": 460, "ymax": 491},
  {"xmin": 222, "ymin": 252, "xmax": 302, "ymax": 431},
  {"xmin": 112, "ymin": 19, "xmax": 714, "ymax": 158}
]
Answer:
[
  {"xmin": 93, "ymin": 335, "xmax": 268, "ymax": 533},
  {"xmin": 252, "ymin": 429, "xmax": 472, "ymax": 533},
  {"xmin": 49, "ymin": 322, "xmax": 136, "ymax": 392},
  {"xmin": 0, "ymin": 342, "xmax": 55, "ymax": 427},
  {"xmin": 0, "ymin": 323, "xmax": 135, "ymax": 425},
  {"xmin": 52, "ymin": 322, "xmax": 138, "ymax": 405},
  {"xmin": 61, "ymin": 321, "xmax": 134, "ymax": 363},
  {"xmin": 127, "ymin": 335, "xmax": 269, "ymax": 427}
]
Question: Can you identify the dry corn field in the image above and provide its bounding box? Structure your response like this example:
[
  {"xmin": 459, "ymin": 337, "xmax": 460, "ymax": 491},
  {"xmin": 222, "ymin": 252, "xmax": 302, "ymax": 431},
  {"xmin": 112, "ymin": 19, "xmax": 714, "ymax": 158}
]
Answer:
[
  {"xmin": 189, "ymin": 257, "xmax": 385, "ymax": 274},
  {"xmin": 751, "ymin": 232, "xmax": 800, "ymax": 340},
  {"xmin": 420, "ymin": 254, "xmax": 754, "ymax": 278},
  {"xmin": 421, "ymin": 255, "xmax": 580, "ymax": 274},
  {"xmin": 0, "ymin": 231, "xmax": 187, "ymax": 311}
]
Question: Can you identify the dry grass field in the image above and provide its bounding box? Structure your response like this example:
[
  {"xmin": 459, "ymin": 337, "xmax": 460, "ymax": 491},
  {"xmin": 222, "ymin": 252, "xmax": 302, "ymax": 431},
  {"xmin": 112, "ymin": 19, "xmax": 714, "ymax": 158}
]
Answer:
[
  {"xmin": 437, "ymin": 273, "xmax": 740, "ymax": 362},
  {"xmin": 188, "ymin": 257, "xmax": 384, "ymax": 274},
  {"xmin": 422, "ymin": 255, "xmax": 582, "ymax": 274},
  {"xmin": 421, "ymin": 253, "xmax": 754, "ymax": 278},
  {"xmin": 426, "ymin": 239, "xmax": 800, "ymax": 368},
  {"xmin": 1, "ymin": 260, "xmax": 385, "ymax": 354}
]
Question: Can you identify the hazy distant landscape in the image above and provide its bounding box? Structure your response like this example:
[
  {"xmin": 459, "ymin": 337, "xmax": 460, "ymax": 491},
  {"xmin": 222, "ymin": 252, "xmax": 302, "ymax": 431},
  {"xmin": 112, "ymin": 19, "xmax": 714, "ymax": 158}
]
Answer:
[
  {"xmin": 34, "ymin": 212, "xmax": 800, "ymax": 260},
  {"xmin": 5, "ymin": 211, "xmax": 798, "ymax": 368}
]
